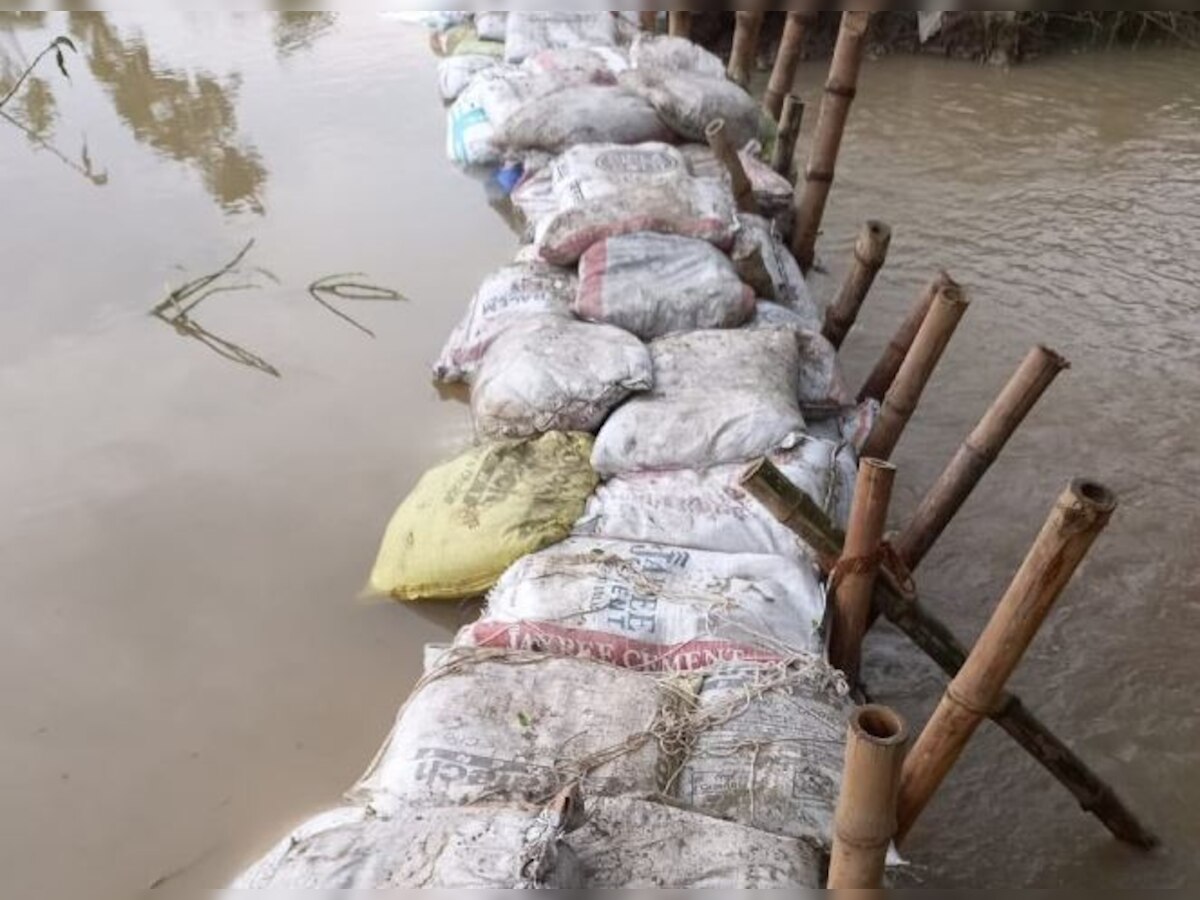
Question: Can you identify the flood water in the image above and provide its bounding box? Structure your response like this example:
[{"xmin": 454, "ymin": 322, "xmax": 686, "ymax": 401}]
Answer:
[{"xmin": 0, "ymin": 12, "xmax": 1196, "ymax": 895}]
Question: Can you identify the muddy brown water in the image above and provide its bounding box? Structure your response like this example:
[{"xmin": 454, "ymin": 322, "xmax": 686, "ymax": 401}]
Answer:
[{"xmin": 0, "ymin": 12, "xmax": 1196, "ymax": 895}]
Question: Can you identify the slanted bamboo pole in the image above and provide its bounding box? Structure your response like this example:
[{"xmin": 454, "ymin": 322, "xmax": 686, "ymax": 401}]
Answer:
[
  {"xmin": 639, "ymin": 11, "xmax": 658, "ymax": 33},
  {"xmin": 770, "ymin": 94, "xmax": 805, "ymax": 181},
  {"xmin": 858, "ymin": 272, "xmax": 953, "ymax": 403},
  {"xmin": 706, "ymin": 118, "xmax": 758, "ymax": 214},
  {"xmin": 823, "ymin": 221, "xmax": 892, "ymax": 350},
  {"xmin": 741, "ymin": 461, "xmax": 1159, "ymax": 850},
  {"xmin": 860, "ymin": 280, "xmax": 969, "ymax": 461},
  {"xmin": 792, "ymin": 11, "xmax": 872, "ymax": 273},
  {"xmin": 893, "ymin": 346, "xmax": 1071, "ymax": 572},
  {"xmin": 668, "ymin": 11, "xmax": 692, "ymax": 39},
  {"xmin": 828, "ymin": 706, "xmax": 908, "ymax": 890},
  {"xmin": 728, "ymin": 11, "xmax": 765, "ymax": 89},
  {"xmin": 764, "ymin": 13, "xmax": 811, "ymax": 120},
  {"xmin": 829, "ymin": 459, "xmax": 896, "ymax": 685},
  {"xmin": 895, "ymin": 479, "xmax": 1118, "ymax": 843}
]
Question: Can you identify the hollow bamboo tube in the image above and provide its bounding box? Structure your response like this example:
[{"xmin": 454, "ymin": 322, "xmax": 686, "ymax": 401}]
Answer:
[
  {"xmin": 639, "ymin": 11, "xmax": 658, "ymax": 33},
  {"xmin": 892, "ymin": 346, "xmax": 1071, "ymax": 572},
  {"xmin": 728, "ymin": 11, "xmax": 765, "ymax": 89},
  {"xmin": 740, "ymin": 458, "xmax": 844, "ymax": 568},
  {"xmin": 668, "ymin": 11, "xmax": 692, "ymax": 39},
  {"xmin": 860, "ymin": 281, "xmax": 969, "ymax": 462},
  {"xmin": 791, "ymin": 11, "xmax": 872, "ymax": 273},
  {"xmin": 706, "ymin": 119, "xmax": 758, "ymax": 215},
  {"xmin": 823, "ymin": 221, "xmax": 892, "ymax": 350},
  {"xmin": 858, "ymin": 272, "xmax": 952, "ymax": 404},
  {"xmin": 769, "ymin": 94, "xmax": 805, "ymax": 181},
  {"xmin": 895, "ymin": 479, "xmax": 1118, "ymax": 844},
  {"xmin": 828, "ymin": 706, "xmax": 909, "ymax": 890},
  {"xmin": 764, "ymin": 13, "xmax": 810, "ymax": 120},
  {"xmin": 829, "ymin": 459, "xmax": 896, "ymax": 684}
]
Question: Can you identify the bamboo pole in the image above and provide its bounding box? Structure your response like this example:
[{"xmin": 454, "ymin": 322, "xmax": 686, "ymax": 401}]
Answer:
[
  {"xmin": 860, "ymin": 280, "xmax": 969, "ymax": 462},
  {"xmin": 728, "ymin": 11, "xmax": 765, "ymax": 89},
  {"xmin": 858, "ymin": 272, "xmax": 952, "ymax": 403},
  {"xmin": 791, "ymin": 11, "xmax": 872, "ymax": 273},
  {"xmin": 769, "ymin": 94, "xmax": 805, "ymax": 182},
  {"xmin": 828, "ymin": 706, "xmax": 909, "ymax": 890},
  {"xmin": 892, "ymin": 346, "xmax": 1071, "ymax": 572},
  {"xmin": 668, "ymin": 11, "xmax": 692, "ymax": 39},
  {"xmin": 829, "ymin": 458, "xmax": 896, "ymax": 685},
  {"xmin": 639, "ymin": 11, "xmax": 658, "ymax": 33},
  {"xmin": 706, "ymin": 118, "xmax": 758, "ymax": 214},
  {"xmin": 895, "ymin": 480, "xmax": 1118, "ymax": 843},
  {"xmin": 740, "ymin": 460, "xmax": 1159, "ymax": 849},
  {"xmin": 764, "ymin": 13, "xmax": 810, "ymax": 120},
  {"xmin": 823, "ymin": 221, "xmax": 892, "ymax": 350}
]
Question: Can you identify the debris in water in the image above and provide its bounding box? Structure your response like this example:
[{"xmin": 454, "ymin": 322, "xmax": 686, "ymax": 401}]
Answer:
[{"xmin": 308, "ymin": 273, "xmax": 406, "ymax": 338}]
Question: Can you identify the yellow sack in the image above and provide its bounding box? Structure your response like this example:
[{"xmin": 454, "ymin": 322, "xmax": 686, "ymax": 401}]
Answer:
[{"xmin": 369, "ymin": 432, "xmax": 598, "ymax": 601}]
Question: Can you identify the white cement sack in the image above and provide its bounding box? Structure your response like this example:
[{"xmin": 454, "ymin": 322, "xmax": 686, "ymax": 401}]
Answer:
[
  {"xmin": 630, "ymin": 33, "xmax": 726, "ymax": 79},
  {"xmin": 470, "ymin": 316, "xmax": 653, "ymax": 439},
  {"xmin": 475, "ymin": 11, "xmax": 509, "ymax": 43},
  {"xmin": 522, "ymin": 46, "xmax": 629, "ymax": 82},
  {"xmin": 678, "ymin": 660, "xmax": 853, "ymax": 844},
  {"xmin": 620, "ymin": 69, "xmax": 765, "ymax": 148},
  {"xmin": 434, "ymin": 262, "xmax": 576, "ymax": 383},
  {"xmin": 351, "ymin": 651, "xmax": 690, "ymax": 814},
  {"xmin": 498, "ymin": 86, "xmax": 672, "ymax": 156},
  {"xmin": 511, "ymin": 164, "xmax": 559, "ymax": 235},
  {"xmin": 574, "ymin": 436, "xmax": 858, "ymax": 556},
  {"xmin": 461, "ymin": 537, "xmax": 826, "ymax": 670},
  {"xmin": 805, "ymin": 400, "xmax": 880, "ymax": 456},
  {"xmin": 732, "ymin": 214, "xmax": 820, "ymax": 322},
  {"xmin": 747, "ymin": 303, "xmax": 854, "ymax": 418},
  {"xmin": 548, "ymin": 141, "xmax": 692, "ymax": 209},
  {"xmin": 576, "ymin": 233, "xmax": 756, "ymax": 339},
  {"xmin": 437, "ymin": 54, "xmax": 500, "ymax": 103},
  {"xmin": 505, "ymin": 12, "xmax": 619, "ymax": 64},
  {"xmin": 592, "ymin": 328, "xmax": 807, "ymax": 475},
  {"xmin": 684, "ymin": 144, "xmax": 795, "ymax": 224}
]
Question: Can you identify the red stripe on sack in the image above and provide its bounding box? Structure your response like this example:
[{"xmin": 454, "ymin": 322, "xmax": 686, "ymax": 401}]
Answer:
[{"xmin": 576, "ymin": 240, "xmax": 608, "ymax": 321}]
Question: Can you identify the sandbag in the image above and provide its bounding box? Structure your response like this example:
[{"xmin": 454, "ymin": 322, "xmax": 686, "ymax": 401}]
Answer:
[
  {"xmin": 367, "ymin": 432, "xmax": 597, "ymax": 601},
  {"xmin": 732, "ymin": 214, "xmax": 820, "ymax": 322},
  {"xmin": 685, "ymin": 145, "xmax": 795, "ymax": 226},
  {"xmin": 433, "ymin": 261, "xmax": 576, "ymax": 383},
  {"xmin": 437, "ymin": 54, "xmax": 500, "ymax": 102},
  {"xmin": 497, "ymin": 86, "xmax": 673, "ymax": 155},
  {"xmin": 747, "ymin": 303, "xmax": 854, "ymax": 418},
  {"xmin": 574, "ymin": 436, "xmax": 858, "ymax": 556},
  {"xmin": 471, "ymin": 317, "xmax": 653, "ymax": 439},
  {"xmin": 630, "ymin": 33, "xmax": 726, "ymax": 79},
  {"xmin": 350, "ymin": 651, "xmax": 691, "ymax": 814},
  {"xmin": 591, "ymin": 328, "xmax": 807, "ymax": 475},
  {"xmin": 576, "ymin": 233, "xmax": 756, "ymax": 339},
  {"xmin": 474, "ymin": 11, "xmax": 508, "ymax": 43},
  {"xmin": 620, "ymin": 69, "xmax": 766, "ymax": 148},
  {"xmin": 522, "ymin": 46, "xmax": 629, "ymax": 81},
  {"xmin": 461, "ymin": 538, "xmax": 827, "ymax": 670},
  {"xmin": 505, "ymin": 12, "xmax": 619, "ymax": 64}
]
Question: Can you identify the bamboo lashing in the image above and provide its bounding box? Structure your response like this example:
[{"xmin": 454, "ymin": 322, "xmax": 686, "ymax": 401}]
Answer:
[
  {"xmin": 741, "ymin": 459, "xmax": 1158, "ymax": 850},
  {"xmin": 829, "ymin": 458, "xmax": 896, "ymax": 685},
  {"xmin": 823, "ymin": 221, "xmax": 892, "ymax": 350},
  {"xmin": 770, "ymin": 94, "xmax": 805, "ymax": 182},
  {"xmin": 860, "ymin": 279, "xmax": 969, "ymax": 461},
  {"xmin": 668, "ymin": 11, "xmax": 692, "ymax": 39},
  {"xmin": 706, "ymin": 118, "xmax": 758, "ymax": 215},
  {"xmin": 828, "ymin": 706, "xmax": 909, "ymax": 889},
  {"xmin": 895, "ymin": 480, "xmax": 1118, "ymax": 843},
  {"xmin": 764, "ymin": 13, "xmax": 811, "ymax": 120},
  {"xmin": 858, "ymin": 271, "xmax": 952, "ymax": 404},
  {"xmin": 728, "ymin": 11, "xmax": 765, "ymax": 89},
  {"xmin": 792, "ymin": 11, "xmax": 872, "ymax": 273},
  {"xmin": 892, "ymin": 345, "xmax": 1071, "ymax": 572}
]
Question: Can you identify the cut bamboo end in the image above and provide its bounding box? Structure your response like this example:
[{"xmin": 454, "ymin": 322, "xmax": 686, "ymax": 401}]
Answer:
[
  {"xmin": 770, "ymin": 93, "xmax": 805, "ymax": 182},
  {"xmin": 740, "ymin": 457, "xmax": 845, "ymax": 565},
  {"xmin": 893, "ymin": 344, "xmax": 1071, "ymax": 572},
  {"xmin": 706, "ymin": 118, "xmax": 758, "ymax": 215},
  {"xmin": 858, "ymin": 271, "xmax": 953, "ymax": 404},
  {"xmin": 895, "ymin": 479, "xmax": 1117, "ymax": 844},
  {"xmin": 728, "ymin": 11, "xmax": 765, "ymax": 89},
  {"xmin": 668, "ymin": 11, "xmax": 692, "ymax": 39},
  {"xmin": 764, "ymin": 12, "xmax": 810, "ymax": 120},
  {"xmin": 823, "ymin": 220, "xmax": 893, "ymax": 350},
  {"xmin": 828, "ymin": 705, "xmax": 909, "ymax": 890},
  {"xmin": 860, "ymin": 279, "xmax": 970, "ymax": 462}
]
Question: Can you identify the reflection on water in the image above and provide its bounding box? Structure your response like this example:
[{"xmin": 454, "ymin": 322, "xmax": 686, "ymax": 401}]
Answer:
[{"xmin": 274, "ymin": 12, "xmax": 337, "ymax": 59}]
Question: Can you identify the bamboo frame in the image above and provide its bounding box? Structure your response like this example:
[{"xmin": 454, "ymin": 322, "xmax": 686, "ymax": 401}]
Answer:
[
  {"xmin": 639, "ymin": 11, "xmax": 658, "ymax": 33},
  {"xmin": 828, "ymin": 706, "xmax": 908, "ymax": 889},
  {"xmin": 823, "ymin": 220, "xmax": 893, "ymax": 350},
  {"xmin": 895, "ymin": 480, "xmax": 1118, "ymax": 843},
  {"xmin": 860, "ymin": 279, "xmax": 969, "ymax": 461},
  {"xmin": 668, "ymin": 11, "xmax": 692, "ymax": 39},
  {"xmin": 764, "ymin": 13, "xmax": 811, "ymax": 120},
  {"xmin": 706, "ymin": 118, "xmax": 758, "ymax": 214},
  {"xmin": 728, "ymin": 11, "xmax": 766, "ymax": 89},
  {"xmin": 740, "ymin": 458, "xmax": 844, "ymax": 569},
  {"xmin": 893, "ymin": 345, "xmax": 1071, "ymax": 571},
  {"xmin": 829, "ymin": 458, "xmax": 896, "ymax": 684},
  {"xmin": 769, "ymin": 94, "xmax": 805, "ymax": 182},
  {"xmin": 858, "ymin": 272, "xmax": 952, "ymax": 403},
  {"xmin": 792, "ymin": 11, "xmax": 872, "ymax": 273}
]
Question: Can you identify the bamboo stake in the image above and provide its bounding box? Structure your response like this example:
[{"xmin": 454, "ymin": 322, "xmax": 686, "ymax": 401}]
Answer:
[
  {"xmin": 668, "ymin": 11, "xmax": 692, "ymax": 39},
  {"xmin": 639, "ymin": 11, "xmax": 658, "ymax": 33},
  {"xmin": 829, "ymin": 458, "xmax": 896, "ymax": 685},
  {"xmin": 740, "ymin": 460, "xmax": 1159, "ymax": 850},
  {"xmin": 823, "ymin": 221, "xmax": 893, "ymax": 350},
  {"xmin": 764, "ymin": 13, "xmax": 810, "ymax": 120},
  {"xmin": 858, "ymin": 272, "xmax": 952, "ymax": 403},
  {"xmin": 769, "ymin": 94, "xmax": 805, "ymax": 182},
  {"xmin": 895, "ymin": 479, "xmax": 1118, "ymax": 843},
  {"xmin": 892, "ymin": 346, "xmax": 1071, "ymax": 572},
  {"xmin": 860, "ymin": 280, "xmax": 969, "ymax": 461},
  {"xmin": 706, "ymin": 119, "xmax": 758, "ymax": 215},
  {"xmin": 828, "ymin": 706, "xmax": 909, "ymax": 890},
  {"xmin": 728, "ymin": 11, "xmax": 766, "ymax": 90},
  {"xmin": 792, "ymin": 11, "xmax": 872, "ymax": 273}
]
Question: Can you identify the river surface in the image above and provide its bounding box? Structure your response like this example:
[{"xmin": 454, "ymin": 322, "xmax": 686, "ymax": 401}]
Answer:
[{"xmin": 0, "ymin": 12, "xmax": 1195, "ymax": 895}]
